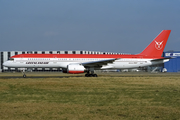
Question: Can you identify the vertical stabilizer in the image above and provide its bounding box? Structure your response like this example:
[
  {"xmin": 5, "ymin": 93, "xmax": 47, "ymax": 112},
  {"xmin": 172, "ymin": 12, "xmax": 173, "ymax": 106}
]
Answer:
[{"xmin": 138, "ymin": 30, "xmax": 171, "ymax": 57}]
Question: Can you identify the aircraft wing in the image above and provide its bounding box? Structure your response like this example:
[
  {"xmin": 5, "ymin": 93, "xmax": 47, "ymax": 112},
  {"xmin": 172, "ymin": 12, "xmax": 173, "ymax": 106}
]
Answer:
[
  {"xmin": 82, "ymin": 58, "xmax": 117, "ymax": 68},
  {"xmin": 151, "ymin": 57, "xmax": 173, "ymax": 62}
]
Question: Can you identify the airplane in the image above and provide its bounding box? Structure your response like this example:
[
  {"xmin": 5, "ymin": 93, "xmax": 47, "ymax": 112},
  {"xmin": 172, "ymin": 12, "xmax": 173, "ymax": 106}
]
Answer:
[{"xmin": 3, "ymin": 30, "xmax": 171, "ymax": 78}]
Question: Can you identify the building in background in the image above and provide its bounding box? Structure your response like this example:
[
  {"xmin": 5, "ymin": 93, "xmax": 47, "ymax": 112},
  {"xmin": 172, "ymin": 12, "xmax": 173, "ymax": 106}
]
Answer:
[{"xmin": 164, "ymin": 51, "xmax": 180, "ymax": 72}]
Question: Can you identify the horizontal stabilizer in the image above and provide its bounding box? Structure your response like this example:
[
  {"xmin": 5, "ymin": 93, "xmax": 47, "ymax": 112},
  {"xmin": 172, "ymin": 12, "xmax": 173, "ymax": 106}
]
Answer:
[{"xmin": 151, "ymin": 57, "xmax": 173, "ymax": 62}]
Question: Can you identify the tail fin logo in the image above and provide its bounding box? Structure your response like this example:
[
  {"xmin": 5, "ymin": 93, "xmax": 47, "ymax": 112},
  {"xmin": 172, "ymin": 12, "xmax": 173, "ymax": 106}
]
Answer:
[{"xmin": 155, "ymin": 41, "xmax": 163, "ymax": 50}]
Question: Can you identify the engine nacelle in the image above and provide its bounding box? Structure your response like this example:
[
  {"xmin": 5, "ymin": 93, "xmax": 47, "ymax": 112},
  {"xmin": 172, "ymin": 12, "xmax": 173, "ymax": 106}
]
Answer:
[{"xmin": 67, "ymin": 64, "xmax": 85, "ymax": 74}]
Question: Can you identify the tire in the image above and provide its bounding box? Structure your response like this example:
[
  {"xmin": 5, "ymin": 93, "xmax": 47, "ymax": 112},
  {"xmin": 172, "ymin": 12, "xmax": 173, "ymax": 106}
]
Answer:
[
  {"xmin": 85, "ymin": 74, "xmax": 89, "ymax": 77},
  {"xmin": 23, "ymin": 74, "xmax": 26, "ymax": 78},
  {"xmin": 89, "ymin": 74, "xmax": 92, "ymax": 77},
  {"xmin": 94, "ymin": 74, "xmax": 98, "ymax": 77}
]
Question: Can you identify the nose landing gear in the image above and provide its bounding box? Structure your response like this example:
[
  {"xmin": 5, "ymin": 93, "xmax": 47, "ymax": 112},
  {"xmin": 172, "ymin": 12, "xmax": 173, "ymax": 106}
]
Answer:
[
  {"xmin": 22, "ymin": 69, "xmax": 27, "ymax": 78},
  {"xmin": 23, "ymin": 74, "xmax": 27, "ymax": 78}
]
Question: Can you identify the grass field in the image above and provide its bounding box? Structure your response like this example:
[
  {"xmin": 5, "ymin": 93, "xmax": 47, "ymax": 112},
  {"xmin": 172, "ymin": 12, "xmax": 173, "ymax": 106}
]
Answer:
[{"xmin": 0, "ymin": 72, "xmax": 180, "ymax": 120}]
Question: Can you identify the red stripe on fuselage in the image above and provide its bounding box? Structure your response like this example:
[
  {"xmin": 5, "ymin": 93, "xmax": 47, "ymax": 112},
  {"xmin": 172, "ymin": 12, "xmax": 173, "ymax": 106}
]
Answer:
[{"xmin": 11, "ymin": 54, "xmax": 162, "ymax": 59}]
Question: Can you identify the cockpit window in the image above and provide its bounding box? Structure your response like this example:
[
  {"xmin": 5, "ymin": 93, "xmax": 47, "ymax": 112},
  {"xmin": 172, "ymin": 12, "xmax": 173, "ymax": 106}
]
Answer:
[{"xmin": 9, "ymin": 58, "xmax": 14, "ymax": 61}]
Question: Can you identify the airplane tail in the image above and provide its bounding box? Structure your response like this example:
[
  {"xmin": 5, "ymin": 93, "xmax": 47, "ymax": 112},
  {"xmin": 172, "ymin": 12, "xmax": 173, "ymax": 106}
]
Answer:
[{"xmin": 137, "ymin": 30, "xmax": 171, "ymax": 58}]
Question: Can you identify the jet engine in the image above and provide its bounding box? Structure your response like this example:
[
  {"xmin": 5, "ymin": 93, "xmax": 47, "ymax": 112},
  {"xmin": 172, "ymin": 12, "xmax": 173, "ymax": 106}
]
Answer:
[{"xmin": 63, "ymin": 64, "xmax": 85, "ymax": 74}]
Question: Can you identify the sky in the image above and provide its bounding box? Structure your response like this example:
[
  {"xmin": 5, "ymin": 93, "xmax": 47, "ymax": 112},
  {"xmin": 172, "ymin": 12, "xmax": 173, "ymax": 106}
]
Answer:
[{"xmin": 0, "ymin": 0, "xmax": 180, "ymax": 54}]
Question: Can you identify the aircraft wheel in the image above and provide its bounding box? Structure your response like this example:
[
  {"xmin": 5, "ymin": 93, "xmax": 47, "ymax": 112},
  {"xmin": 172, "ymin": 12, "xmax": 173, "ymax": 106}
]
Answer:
[
  {"xmin": 93, "ymin": 74, "xmax": 98, "ymax": 77},
  {"xmin": 85, "ymin": 74, "xmax": 89, "ymax": 77},
  {"xmin": 23, "ymin": 74, "xmax": 26, "ymax": 78},
  {"xmin": 85, "ymin": 74, "xmax": 97, "ymax": 77},
  {"xmin": 88, "ymin": 74, "xmax": 92, "ymax": 77}
]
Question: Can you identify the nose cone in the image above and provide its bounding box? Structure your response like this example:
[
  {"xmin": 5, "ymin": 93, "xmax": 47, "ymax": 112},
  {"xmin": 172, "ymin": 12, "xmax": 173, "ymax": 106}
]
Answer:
[{"xmin": 3, "ymin": 61, "xmax": 9, "ymax": 67}]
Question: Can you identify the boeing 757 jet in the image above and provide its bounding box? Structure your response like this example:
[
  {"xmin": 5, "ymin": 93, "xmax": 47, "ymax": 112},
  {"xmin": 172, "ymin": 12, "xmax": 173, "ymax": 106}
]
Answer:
[{"xmin": 3, "ymin": 30, "xmax": 171, "ymax": 77}]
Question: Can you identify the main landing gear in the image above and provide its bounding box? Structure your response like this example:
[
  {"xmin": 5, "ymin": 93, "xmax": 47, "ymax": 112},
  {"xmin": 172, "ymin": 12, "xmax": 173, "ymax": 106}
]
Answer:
[
  {"xmin": 85, "ymin": 70, "xmax": 98, "ymax": 77},
  {"xmin": 85, "ymin": 73, "xmax": 98, "ymax": 77}
]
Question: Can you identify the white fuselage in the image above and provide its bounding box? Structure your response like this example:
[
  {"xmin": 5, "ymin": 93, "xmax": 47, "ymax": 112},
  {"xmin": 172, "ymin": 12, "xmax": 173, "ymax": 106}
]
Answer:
[{"xmin": 3, "ymin": 57, "xmax": 168, "ymax": 70}]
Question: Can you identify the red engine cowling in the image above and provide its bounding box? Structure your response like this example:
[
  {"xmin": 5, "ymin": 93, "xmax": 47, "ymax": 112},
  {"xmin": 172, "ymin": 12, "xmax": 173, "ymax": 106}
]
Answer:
[{"xmin": 67, "ymin": 64, "xmax": 85, "ymax": 74}]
